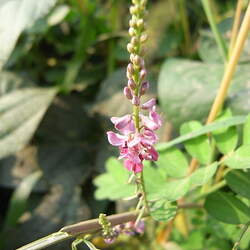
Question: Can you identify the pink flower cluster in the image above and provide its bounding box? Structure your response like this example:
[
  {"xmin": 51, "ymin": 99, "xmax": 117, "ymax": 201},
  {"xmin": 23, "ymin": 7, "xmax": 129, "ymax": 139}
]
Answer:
[{"xmin": 107, "ymin": 97, "xmax": 162, "ymax": 173}]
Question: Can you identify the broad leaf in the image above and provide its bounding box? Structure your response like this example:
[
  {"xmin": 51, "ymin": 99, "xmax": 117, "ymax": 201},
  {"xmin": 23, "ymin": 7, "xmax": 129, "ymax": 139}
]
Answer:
[
  {"xmin": 180, "ymin": 121, "xmax": 212, "ymax": 164},
  {"xmin": 223, "ymin": 145, "xmax": 250, "ymax": 169},
  {"xmin": 0, "ymin": 0, "xmax": 57, "ymax": 68},
  {"xmin": 243, "ymin": 113, "xmax": 250, "ymax": 145},
  {"xmin": 148, "ymin": 178, "xmax": 190, "ymax": 201},
  {"xmin": 189, "ymin": 162, "xmax": 218, "ymax": 186},
  {"xmin": 225, "ymin": 170, "xmax": 250, "ymax": 199},
  {"xmin": 205, "ymin": 191, "xmax": 250, "ymax": 224},
  {"xmin": 0, "ymin": 87, "xmax": 57, "ymax": 160},
  {"xmin": 158, "ymin": 59, "xmax": 250, "ymax": 128},
  {"xmin": 94, "ymin": 157, "xmax": 135, "ymax": 200},
  {"xmin": 156, "ymin": 116, "xmax": 246, "ymax": 152},
  {"xmin": 157, "ymin": 147, "xmax": 188, "ymax": 178},
  {"xmin": 212, "ymin": 109, "xmax": 238, "ymax": 154},
  {"xmin": 150, "ymin": 200, "xmax": 177, "ymax": 222}
]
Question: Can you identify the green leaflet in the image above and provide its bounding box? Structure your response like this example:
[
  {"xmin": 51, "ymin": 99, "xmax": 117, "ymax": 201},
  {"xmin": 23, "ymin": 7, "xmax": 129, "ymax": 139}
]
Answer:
[
  {"xmin": 150, "ymin": 200, "xmax": 177, "ymax": 222},
  {"xmin": 223, "ymin": 145, "xmax": 250, "ymax": 169},
  {"xmin": 180, "ymin": 121, "xmax": 212, "ymax": 164},
  {"xmin": 156, "ymin": 115, "xmax": 245, "ymax": 152},
  {"xmin": 212, "ymin": 109, "xmax": 238, "ymax": 154},
  {"xmin": 243, "ymin": 113, "xmax": 250, "ymax": 145},
  {"xmin": 225, "ymin": 170, "xmax": 250, "ymax": 200},
  {"xmin": 157, "ymin": 147, "xmax": 188, "ymax": 178},
  {"xmin": 94, "ymin": 158, "xmax": 135, "ymax": 200},
  {"xmin": 205, "ymin": 191, "xmax": 250, "ymax": 224}
]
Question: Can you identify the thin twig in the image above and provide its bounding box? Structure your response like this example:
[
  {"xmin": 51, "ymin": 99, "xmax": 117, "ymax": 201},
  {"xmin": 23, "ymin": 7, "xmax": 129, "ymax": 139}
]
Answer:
[
  {"xmin": 201, "ymin": 0, "xmax": 228, "ymax": 63},
  {"xmin": 206, "ymin": 2, "xmax": 250, "ymax": 124},
  {"xmin": 232, "ymin": 221, "xmax": 250, "ymax": 250}
]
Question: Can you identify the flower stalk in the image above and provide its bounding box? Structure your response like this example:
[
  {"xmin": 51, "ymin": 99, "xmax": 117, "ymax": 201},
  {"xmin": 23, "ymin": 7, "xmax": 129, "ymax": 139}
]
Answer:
[{"xmin": 107, "ymin": 0, "xmax": 162, "ymax": 214}]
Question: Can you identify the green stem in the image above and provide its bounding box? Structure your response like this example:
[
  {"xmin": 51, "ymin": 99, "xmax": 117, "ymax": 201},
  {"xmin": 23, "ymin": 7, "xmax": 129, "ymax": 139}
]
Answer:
[
  {"xmin": 178, "ymin": 0, "xmax": 191, "ymax": 53},
  {"xmin": 201, "ymin": 0, "xmax": 228, "ymax": 63},
  {"xmin": 232, "ymin": 221, "xmax": 250, "ymax": 250}
]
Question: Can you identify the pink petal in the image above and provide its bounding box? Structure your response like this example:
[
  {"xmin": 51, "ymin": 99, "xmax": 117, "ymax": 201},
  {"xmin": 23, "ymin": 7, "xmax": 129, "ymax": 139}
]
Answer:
[
  {"xmin": 147, "ymin": 146, "xmax": 158, "ymax": 161},
  {"xmin": 107, "ymin": 131, "xmax": 125, "ymax": 146},
  {"xmin": 141, "ymin": 129, "xmax": 158, "ymax": 145},
  {"xmin": 127, "ymin": 133, "xmax": 141, "ymax": 147},
  {"xmin": 150, "ymin": 110, "xmax": 162, "ymax": 129},
  {"xmin": 141, "ymin": 98, "xmax": 156, "ymax": 110},
  {"xmin": 111, "ymin": 115, "xmax": 135, "ymax": 135},
  {"xmin": 140, "ymin": 115, "xmax": 159, "ymax": 130},
  {"xmin": 124, "ymin": 159, "xmax": 143, "ymax": 173}
]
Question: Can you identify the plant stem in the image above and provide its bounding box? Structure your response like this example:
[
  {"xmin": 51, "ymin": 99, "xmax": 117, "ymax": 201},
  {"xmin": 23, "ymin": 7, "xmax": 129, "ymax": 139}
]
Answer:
[
  {"xmin": 206, "ymin": 2, "xmax": 250, "ymax": 124},
  {"xmin": 188, "ymin": 3, "xmax": 250, "ymax": 174},
  {"xmin": 232, "ymin": 221, "xmax": 250, "ymax": 250},
  {"xmin": 201, "ymin": 0, "xmax": 228, "ymax": 63},
  {"xmin": 178, "ymin": 0, "xmax": 191, "ymax": 53},
  {"xmin": 229, "ymin": 0, "xmax": 244, "ymax": 57}
]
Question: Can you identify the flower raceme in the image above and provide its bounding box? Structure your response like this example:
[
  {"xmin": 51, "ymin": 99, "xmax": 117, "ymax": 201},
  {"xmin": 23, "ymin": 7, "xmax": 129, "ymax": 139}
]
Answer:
[
  {"xmin": 107, "ymin": 99, "xmax": 162, "ymax": 173},
  {"xmin": 107, "ymin": 0, "xmax": 162, "ymax": 173}
]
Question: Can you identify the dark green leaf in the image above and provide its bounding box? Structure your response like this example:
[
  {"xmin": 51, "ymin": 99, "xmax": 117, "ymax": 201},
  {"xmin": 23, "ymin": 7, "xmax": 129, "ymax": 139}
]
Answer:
[
  {"xmin": 205, "ymin": 191, "xmax": 250, "ymax": 224},
  {"xmin": 150, "ymin": 200, "xmax": 177, "ymax": 222},
  {"xmin": 243, "ymin": 113, "xmax": 250, "ymax": 145},
  {"xmin": 223, "ymin": 145, "xmax": 250, "ymax": 169},
  {"xmin": 158, "ymin": 58, "xmax": 250, "ymax": 128},
  {"xmin": 157, "ymin": 147, "xmax": 188, "ymax": 178},
  {"xmin": 180, "ymin": 121, "xmax": 212, "ymax": 164},
  {"xmin": 189, "ymin": 162, "xmax": 218, "ymax": 186},
  {"xmin": 0, "ymin": 88, "xmax": 57, "ymax": 160},
  {"xmin": 156, "ymin": 116, "xmax": 246, "ymax": 152},
  {"xmin": 225, "ymin": 170, "xmax": 250, "ymax": 199}
]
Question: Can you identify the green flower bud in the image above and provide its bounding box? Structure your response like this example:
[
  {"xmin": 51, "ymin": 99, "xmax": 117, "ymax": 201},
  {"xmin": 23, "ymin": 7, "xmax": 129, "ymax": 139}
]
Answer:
[{"xmin": 127, "ymin": 43, "xmax": 134, "ymax": 53}]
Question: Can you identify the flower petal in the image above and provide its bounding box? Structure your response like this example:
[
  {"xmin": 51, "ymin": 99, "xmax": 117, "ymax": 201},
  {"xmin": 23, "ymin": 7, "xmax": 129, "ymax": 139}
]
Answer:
[
  {"xmin": 107, "ymin": 131, "xmax": 125, "ymax": 146},
  {"xmin": 141, "ymin": 98, "xmax": 156, "ymax": 110}
]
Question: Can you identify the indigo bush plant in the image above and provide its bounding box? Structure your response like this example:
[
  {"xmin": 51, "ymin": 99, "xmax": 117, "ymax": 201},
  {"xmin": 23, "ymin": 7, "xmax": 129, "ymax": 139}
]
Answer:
[{"xmin": 0, "ymin": 0, "xmax": 250, "ymax": 250}]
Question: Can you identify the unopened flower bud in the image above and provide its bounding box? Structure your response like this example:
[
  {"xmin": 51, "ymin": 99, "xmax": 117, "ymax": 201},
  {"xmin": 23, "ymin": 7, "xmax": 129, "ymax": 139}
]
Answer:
[
  {"xmin": 130, "ymin": 6, "xmax": 137, "ymax": 15},
  {"xmin": 129, "ymin": 27, "xmax": 135, "ymax": 36},
  {"xmin": 127, "ymin": 43, "xmax": 134, "ymax": 53},
  {"xmin": 136, "ymin": 19, "xmax": 144, "ymax": 29},
  {"xmin": 128, "ymin": 79, "xmax": 136, "ymax": 90},
  {"xmin": 127, "ymin": 63, "xmax": 134, "ymax": 74},
  {"xmin": 132, "ymin": 96, "xmax": 140, "ymax": 106},
  {"xmin": 133, "ymin": 55, "xmax": 141, "ymax": 66},
  {"xmin": 140, "ymin": 69, "xmax": 147, "ymax": 80},
  {"xmin": 131, "ymin": 36, "xmax": 139, "ymax": 45},
  {"xmin": 140, "ymin": 81, "xmax": 149, "ymax": 95},
  {"xmin": 130, "ymin": 53, "xmax": 136, "ymax": 63},
  {"xmin": 140, "ymin": 33, "xmax": 148, "ymax": 43},
  {"xmin": 123, "ymin": 86, "xmax": 133, "ymax": 100},
  {"xmin": 129, "ymin": 19, "xmax": 137, "ymax": 28}
]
